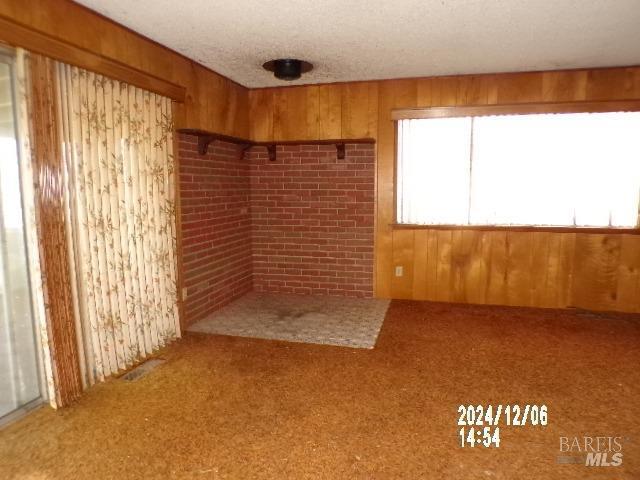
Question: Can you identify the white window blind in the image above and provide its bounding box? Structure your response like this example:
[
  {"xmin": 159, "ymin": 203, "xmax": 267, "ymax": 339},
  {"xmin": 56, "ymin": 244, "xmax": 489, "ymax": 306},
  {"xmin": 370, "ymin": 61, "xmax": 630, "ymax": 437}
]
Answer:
[{"xmin": 396, "ymin": 112, "xmax": 640, "ymax": 227}]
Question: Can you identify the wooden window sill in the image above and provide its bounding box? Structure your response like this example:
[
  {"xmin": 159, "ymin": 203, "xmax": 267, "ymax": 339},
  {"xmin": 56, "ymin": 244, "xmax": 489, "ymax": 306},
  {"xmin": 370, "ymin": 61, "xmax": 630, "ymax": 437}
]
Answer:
[{"xmin": 390, "ymin": 224, "xmax": 640, "ymax": 235}]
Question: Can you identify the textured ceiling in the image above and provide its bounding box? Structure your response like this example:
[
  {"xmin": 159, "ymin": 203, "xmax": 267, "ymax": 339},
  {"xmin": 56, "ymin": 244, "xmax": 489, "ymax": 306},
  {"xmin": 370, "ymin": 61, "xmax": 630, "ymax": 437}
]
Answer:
[{"xmin": 75, "ymin": 0, "xmax": 640, "ymax": 88}]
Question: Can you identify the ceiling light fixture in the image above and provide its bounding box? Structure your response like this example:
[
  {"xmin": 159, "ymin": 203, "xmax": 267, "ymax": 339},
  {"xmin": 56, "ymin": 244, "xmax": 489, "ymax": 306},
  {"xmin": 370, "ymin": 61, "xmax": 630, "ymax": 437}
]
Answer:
[{"xmin": 262, "ymin": 59, "xmax": 313, "ymax": 81}]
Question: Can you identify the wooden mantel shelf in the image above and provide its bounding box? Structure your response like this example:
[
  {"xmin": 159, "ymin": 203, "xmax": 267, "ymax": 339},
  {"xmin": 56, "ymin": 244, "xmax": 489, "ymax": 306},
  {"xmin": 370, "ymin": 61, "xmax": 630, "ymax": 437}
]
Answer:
[
  {"xmin": 178, "ymin": 129, "xmax": 252, "ymax": 155},
  {"xmin": 178, "ymin": 129, "xmax": 375, "ymax": 160}
]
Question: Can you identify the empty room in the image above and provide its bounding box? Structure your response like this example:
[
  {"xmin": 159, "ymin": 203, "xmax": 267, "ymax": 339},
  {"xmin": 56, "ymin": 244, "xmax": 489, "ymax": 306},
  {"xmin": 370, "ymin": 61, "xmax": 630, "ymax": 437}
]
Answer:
[{"xmin": 0, "ymin": 0, "xmax": 639, "ymax": 478}]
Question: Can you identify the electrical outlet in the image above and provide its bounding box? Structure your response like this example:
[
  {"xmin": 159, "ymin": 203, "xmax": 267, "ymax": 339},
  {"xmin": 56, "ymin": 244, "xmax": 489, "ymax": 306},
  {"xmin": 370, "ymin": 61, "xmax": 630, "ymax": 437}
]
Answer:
[
  {"xmin": 182, "ymin": 287, "xmax": 188, "ymax": 299},
  {"xmin": 395, "ymin": 266, "xmax": 404, "ymax": 277}
]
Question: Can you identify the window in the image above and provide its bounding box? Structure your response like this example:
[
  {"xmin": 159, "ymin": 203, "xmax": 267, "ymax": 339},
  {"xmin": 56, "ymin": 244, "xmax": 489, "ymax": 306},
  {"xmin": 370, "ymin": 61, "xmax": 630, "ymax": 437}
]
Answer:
[{"xmin": 396, "ymin": 111, "xmax": 640, "ymax": 228}]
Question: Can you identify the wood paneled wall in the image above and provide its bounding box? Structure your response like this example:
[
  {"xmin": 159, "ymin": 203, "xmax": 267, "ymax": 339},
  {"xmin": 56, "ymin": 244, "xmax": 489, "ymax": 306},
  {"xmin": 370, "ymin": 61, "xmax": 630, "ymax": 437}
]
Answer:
[
  {"xmin": 249, "ymin": 67, "xmax": 640, "ymax": 313},
  {"xmin": 249, "ymin": 82, "xmax": 379, "ymax": 141},
  {"xmin": 0, "ymin": 0, "xmax": 249, "ymax": 137},
  {"xmin": 3, "ymin": 0, "xmax": 639, "ymax": 313}
]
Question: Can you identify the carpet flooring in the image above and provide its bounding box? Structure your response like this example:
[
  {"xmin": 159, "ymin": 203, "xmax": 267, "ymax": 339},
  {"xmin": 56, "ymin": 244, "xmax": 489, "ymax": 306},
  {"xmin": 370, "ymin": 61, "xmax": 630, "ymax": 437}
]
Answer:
[
  {"xmin": 188, "ymin": 292, "xmax": 390, "ymax": 349},
  {"xmin": 0, "ymin": 300, "xmax": 639, "ymax": 479}
]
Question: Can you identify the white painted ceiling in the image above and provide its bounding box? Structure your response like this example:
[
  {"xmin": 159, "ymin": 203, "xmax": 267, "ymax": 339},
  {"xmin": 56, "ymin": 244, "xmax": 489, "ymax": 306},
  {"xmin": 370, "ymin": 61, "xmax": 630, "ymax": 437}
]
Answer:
[{"xmin": 76, "ymin": 0, "xmax": 640, "ymax": 88}]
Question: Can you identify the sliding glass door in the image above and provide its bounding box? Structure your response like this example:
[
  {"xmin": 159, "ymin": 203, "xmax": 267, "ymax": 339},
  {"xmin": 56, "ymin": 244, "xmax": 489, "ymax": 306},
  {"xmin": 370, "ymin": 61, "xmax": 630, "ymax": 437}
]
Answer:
[{"xmin": 0, "ymin": 53, "xmax": 43, "ymax": 422}]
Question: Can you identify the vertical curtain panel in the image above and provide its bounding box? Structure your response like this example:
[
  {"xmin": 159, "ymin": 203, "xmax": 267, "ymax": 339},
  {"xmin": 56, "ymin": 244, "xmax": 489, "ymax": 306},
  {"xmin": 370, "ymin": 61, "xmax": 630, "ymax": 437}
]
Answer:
[
  {"xmin": 56, "ymin": 63, "xmax": 180, "ymax": 385},
  {"xmin": 15, "ymin": 49, "xmax": 59, "ymax": 408},
  {"xmin": 27, "ymin": 53, "xmax": 85, "ymax": 404}
]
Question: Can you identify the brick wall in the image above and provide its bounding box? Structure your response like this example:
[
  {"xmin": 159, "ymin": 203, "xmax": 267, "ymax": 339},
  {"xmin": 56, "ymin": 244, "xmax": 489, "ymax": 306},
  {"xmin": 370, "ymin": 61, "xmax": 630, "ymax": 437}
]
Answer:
[
  {"xmin": 249, "ymin": 144, "xmax": 375, "ymax": 297},
  {"xmin": 179, "ymin": 134, "xmax": 252, "ymax": 325}
]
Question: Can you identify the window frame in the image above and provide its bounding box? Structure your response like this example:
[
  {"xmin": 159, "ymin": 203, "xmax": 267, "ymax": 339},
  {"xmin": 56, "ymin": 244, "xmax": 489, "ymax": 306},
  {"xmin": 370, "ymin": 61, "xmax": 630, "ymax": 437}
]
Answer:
[{"xmin": 392, "ymin": 100, "xmax": 640, "ymax": 234}]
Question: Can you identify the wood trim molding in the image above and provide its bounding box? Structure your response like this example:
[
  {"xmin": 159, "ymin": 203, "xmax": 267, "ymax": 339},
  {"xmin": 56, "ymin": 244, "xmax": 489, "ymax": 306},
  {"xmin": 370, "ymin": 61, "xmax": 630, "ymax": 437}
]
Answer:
[
  {"xmin": 252, "ymin": 138, "xmax": 376, "ymax": 146},
  {"xmin": 29, "ymin": 53, "xmax": 83, "ymax": 407},
  {"xmin": 0, "ymin": 15, "xmax": 186, "ymax": 102},
  {"xmin": 252, "ymin": 139, "xmax": 373, "ymax": 161},
  {"xmin": 391, "ymin": 223, "xmax": 640, "ymax": 235},
  {"xmin": 172, "ymin": 105, "xmax": 186, "ymax": 333},
  {"xmin": 392, "ymin": 100, "xmax": 640, "ymax": 120},
  {"xmin": 178, "ymin": 128, "xmax": 375, "ymax": 158}
]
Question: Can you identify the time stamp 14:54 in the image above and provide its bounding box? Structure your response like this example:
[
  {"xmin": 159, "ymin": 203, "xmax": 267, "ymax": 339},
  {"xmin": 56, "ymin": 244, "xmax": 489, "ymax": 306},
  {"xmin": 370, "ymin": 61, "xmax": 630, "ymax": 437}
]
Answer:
[{"xmin": 458, "ymin": 404, "xmax": 548, "ymax": 448}]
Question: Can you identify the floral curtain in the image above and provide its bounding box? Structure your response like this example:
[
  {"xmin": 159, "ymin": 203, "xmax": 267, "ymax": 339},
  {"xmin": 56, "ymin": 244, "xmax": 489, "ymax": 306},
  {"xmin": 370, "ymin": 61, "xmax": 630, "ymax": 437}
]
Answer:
[
  {"xmin": 14, "ymin": 49, "xmax": 58, "ymax": 408},
  {"xmin": 56, "ymin": 62, "xmax": 180, "ymax": 384}
]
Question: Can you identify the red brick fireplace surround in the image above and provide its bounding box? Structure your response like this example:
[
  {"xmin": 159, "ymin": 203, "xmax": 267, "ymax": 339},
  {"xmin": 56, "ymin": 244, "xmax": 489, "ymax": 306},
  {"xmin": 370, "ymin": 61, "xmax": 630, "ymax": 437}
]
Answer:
[
  {"xmin": 179, "ymin": 134, "xmax": 375, "ymax": 325},
  {"xmin": 249, "ymin": 144, "xmax": 375, "ymax": 297},
  {"xmin": 179, "ymin": 134, "xmax": 253, "ymax": 324}
]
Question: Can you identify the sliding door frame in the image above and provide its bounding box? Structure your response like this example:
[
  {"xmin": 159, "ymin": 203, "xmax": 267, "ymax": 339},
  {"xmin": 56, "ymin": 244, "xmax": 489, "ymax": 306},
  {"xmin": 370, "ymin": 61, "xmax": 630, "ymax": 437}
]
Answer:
[{"xmin": 0, "ymin": 46, "xmax": 47, "ymax": 426}]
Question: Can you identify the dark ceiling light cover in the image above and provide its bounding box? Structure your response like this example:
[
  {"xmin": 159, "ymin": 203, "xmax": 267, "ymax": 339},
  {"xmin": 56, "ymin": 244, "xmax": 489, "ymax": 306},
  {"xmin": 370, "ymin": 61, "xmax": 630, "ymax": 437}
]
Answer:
[{"xmin": 263, "ymin": 59, "xmax": 313, "ymax": 81}]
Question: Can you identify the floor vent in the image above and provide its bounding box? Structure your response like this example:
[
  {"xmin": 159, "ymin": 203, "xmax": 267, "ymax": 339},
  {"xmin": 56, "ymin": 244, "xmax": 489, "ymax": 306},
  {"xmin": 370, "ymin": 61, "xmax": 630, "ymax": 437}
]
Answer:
[{"xmin": 120, "ymin": 358, "xmax": 165, "ymax": 381}]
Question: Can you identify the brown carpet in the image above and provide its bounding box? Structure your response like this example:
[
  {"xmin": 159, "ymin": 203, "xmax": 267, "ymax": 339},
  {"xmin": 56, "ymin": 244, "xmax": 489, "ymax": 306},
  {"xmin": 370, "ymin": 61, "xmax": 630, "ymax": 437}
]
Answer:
[{"xmin": 1, "ymin": 300, "xmax": 639, "ymax": 479}]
